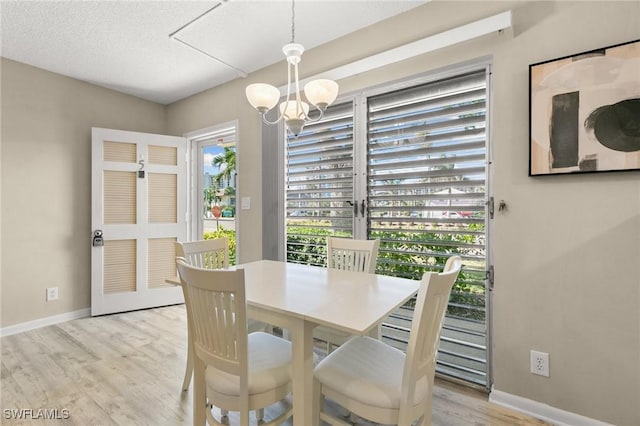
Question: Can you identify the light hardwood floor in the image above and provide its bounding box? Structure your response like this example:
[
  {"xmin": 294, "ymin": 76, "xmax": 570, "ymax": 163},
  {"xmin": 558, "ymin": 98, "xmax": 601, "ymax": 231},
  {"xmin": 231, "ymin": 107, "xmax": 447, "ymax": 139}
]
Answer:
[{"xmin": 1, "ymin": 305, "xmax": 550, "ymax": 425}]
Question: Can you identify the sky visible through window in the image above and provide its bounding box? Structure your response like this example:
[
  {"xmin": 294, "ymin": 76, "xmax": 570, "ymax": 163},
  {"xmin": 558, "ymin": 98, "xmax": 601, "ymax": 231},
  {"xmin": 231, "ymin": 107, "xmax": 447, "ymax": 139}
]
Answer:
[{"xmin": 203, "ymin": 145, "xmax": 224, "ymax": 177}]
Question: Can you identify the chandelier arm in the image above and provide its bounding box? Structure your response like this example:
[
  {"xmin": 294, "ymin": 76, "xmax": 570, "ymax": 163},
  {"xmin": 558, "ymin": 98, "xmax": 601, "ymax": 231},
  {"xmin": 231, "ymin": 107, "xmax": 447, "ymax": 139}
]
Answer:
[
  {"xmin": 261, "ymin": 113, "xmax": 285, "ymax": 126},
  {"xmin": 294, "ymin": 62, "xmax": 305, "ymax": 119},
  {"xmin": 279, "ymin": 61, "xmax": 294, "ymax": 123},
  {"xmin": 285, "ymin": 61, "xmax": 293, "ymax": 108},
  {"xmin": 303, "ymin": 108, "xmax": 326, "ymax": 123},
  {"xmin": 260, "ymin": 61, "xmax": 293, "ymax": 127}
]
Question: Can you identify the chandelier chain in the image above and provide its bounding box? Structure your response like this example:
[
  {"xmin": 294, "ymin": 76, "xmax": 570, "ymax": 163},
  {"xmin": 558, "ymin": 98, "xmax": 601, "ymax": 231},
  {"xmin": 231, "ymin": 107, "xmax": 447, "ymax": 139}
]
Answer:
[{"xmin": 291, "ymin": 0, "xmax": 295, "ymax": 43}]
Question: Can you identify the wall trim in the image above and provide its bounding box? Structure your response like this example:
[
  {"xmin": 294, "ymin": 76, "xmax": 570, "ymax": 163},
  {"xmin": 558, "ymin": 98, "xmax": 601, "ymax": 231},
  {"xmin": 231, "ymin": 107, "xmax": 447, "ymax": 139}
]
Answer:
[
  {"xmin": 290, "ymin": 10, "xmax": 512, "ymax": 91},
  {"xmin": 1, "ymin": 308, "xmax": 91, "ymax": 338},
  {"xmin": 490, "ymin": 388, "xmax": 613, "ymax": 426}
]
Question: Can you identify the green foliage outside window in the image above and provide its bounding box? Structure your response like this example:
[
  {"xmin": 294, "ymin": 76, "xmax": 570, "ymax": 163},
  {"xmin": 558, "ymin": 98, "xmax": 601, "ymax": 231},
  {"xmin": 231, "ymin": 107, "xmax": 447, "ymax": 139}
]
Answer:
[
  {"xmin": 286, "ymin": 224, "xmax": 486, "ymax": 322},
  {"xmin": 203, "ymin": 229, "xmax": 236, "ymax": 265},
  {"xmin": 203, "ymin": 225, "xmax": 486, "ymax": 321}
]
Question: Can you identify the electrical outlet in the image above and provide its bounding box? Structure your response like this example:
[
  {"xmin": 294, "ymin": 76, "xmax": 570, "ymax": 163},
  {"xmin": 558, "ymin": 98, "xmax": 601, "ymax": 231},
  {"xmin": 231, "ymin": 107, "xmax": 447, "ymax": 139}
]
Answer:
[
  {"xmin": 530, "ymin": 350, "xmax": 549, "ymax": 377},
  {"xmin": 46, "ymin": 287, "xmax": 59, "ymax": 302}
]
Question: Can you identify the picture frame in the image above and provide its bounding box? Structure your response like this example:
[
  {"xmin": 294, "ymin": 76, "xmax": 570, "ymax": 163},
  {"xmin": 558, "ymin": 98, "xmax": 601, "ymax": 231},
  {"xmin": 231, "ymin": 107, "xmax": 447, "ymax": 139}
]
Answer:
[{"xmin": 529, "ymin": 39, "xmax": 640, "ymax": 176}]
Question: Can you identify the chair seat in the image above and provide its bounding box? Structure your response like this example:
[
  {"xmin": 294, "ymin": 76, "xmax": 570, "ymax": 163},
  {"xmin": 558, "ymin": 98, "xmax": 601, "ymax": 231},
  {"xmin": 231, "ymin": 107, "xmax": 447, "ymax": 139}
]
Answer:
[
  {"xmin": 206, "ymin": 332, "xmax": 292, "ymax": 396},
  {"xmin": 314, "ymin": 336, "xmax": 427, "ymax": 409}
]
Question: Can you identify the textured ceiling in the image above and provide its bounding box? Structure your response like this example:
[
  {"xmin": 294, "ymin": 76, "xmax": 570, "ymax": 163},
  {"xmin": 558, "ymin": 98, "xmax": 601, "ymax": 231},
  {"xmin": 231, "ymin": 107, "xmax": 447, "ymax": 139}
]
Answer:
[{"xmin": 1, "ymin": 0, "xmax": 426, "ymax": 105}]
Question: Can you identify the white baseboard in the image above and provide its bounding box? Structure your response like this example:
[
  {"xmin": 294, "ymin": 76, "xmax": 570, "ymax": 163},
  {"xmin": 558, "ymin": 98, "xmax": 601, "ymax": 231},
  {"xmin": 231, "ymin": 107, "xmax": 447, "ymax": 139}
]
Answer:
[
  {"xmin": 490, "ymin": 388, "xmax": 613, "ymax": 426},
  {"xmin": 1, "ymin": 308, "xmax": 91, "ymax": 338}
]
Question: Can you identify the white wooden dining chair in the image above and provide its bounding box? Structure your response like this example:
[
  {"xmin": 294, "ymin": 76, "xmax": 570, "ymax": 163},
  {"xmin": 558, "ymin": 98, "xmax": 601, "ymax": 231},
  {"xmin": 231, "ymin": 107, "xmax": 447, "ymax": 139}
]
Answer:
[
  {"xmin": 176, "ymin": 239, "xmax": 271, "ymax": 393},
  {"xmin": 177, "ymin": 238, "xmax": 229, "ymax": 270},
  {"xmin": 314, "ymin": 237, "xmax": 381, "ymax": 353},
  {"xmin": 313, "ymin": 256, "xmax": 463, "ymax": 426},
  {"xmin": 326, "ymin": 236, "xmax": 379, "ymax": 274},
  {"xmin": 176, "ymin": 258, "xmax": 293, "ymax": 426}
]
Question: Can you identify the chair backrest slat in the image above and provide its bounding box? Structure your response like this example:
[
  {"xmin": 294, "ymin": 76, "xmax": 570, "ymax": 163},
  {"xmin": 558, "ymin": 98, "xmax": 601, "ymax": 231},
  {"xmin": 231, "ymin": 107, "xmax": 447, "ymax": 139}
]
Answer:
[
  {"xmin": 400, "ymin": 256, "xmax": 462, "ymax": 419},
  {"xmin": 327, "ymin": 237, "xmax": 380, "ymax": 274},
  {"xmin": 177, "ymin": 259, "xmax": 247, "ymax": 377},
  {"xmin": 176, "ymin": 238, "xmax": 229, "ymax": 270}
]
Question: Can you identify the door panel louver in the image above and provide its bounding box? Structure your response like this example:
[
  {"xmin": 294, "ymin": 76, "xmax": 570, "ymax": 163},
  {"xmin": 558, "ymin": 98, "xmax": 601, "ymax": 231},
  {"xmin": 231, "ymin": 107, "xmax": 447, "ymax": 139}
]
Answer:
[
  {"xmin": 104, "ymin": 171, "xmax": 136, "ymax": 224},
  {"xmin": 148, "ymin": 145, "xmax": 177, "ymax": 166},
  {"xmin": 103, "ymin": 141, "xmax": 136, "ymax": 163},
  {"xmin": 367, "ymin": 70, "xmax": 488, "ymax": 387},
  {"xmin": 104, "ymin": 239, "xmax": 136, "ymax": 294},
  {"xmin": 148, "ymin": 173, "xmax": 177, "ymax": 223},
  {"xmin": 148, "ymin": 238, "xmax": 177, "ymax": 289}
]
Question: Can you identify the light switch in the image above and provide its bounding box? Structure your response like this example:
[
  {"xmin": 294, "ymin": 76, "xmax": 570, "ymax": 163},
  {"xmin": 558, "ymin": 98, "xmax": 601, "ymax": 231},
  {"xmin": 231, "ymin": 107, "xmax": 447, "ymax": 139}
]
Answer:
[{"xmin": 241, "ymin": 196, "xmax": 251, "ymax": 210}]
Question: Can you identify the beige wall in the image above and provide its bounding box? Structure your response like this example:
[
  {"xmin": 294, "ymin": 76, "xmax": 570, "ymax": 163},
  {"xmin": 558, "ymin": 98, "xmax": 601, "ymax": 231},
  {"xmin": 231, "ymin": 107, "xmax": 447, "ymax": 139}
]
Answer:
[
  {"xmin": 1, "ymin": 1, "xmax": 639, "ymax": 424},
  {"xmin": 165, "ymin": 80, "xmax": 266, "ymax": 263},
  {"xmin": 167, "ymin": 1, "xmax": 639, "ymax": 424},
  {"xmin": 1, "ymin": 58, "xmax": 166, "ymax": 326}
]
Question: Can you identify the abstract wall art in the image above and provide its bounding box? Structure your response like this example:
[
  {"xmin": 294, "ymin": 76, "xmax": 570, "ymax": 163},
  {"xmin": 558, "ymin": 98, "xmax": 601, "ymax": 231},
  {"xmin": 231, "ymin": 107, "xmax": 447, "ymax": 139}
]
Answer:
[{"xmin": 529, "ymin": 39, "xmax": 640, "ymax": 176}]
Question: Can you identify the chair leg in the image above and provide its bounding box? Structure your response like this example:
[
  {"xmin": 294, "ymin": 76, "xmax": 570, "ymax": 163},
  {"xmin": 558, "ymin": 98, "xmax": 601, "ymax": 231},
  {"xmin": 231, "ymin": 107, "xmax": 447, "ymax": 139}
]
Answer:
[
  {"xmin": 312, "ymin": 379, "xmax": 322, "ymax": 426},
  {"xmin": 422, "ymin": 384, "xmax": 434, "ymax": 426},
  {"xmin": 240, "ymin": 407, "xmax": 250, "ymax": 426},
  {"xmin": 181, "ymin": 343, "xmax": 193, "ymax": 391},
  {"xmin": 193, "ymin": 357, "xmax": 206, "ymax": 425}
]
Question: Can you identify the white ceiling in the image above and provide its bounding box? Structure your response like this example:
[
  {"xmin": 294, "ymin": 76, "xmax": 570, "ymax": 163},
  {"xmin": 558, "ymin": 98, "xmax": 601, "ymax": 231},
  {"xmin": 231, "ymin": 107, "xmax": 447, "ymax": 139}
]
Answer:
[{"xmin": 1, "ymin": 0, "xmax": 427, "ymax": 105}]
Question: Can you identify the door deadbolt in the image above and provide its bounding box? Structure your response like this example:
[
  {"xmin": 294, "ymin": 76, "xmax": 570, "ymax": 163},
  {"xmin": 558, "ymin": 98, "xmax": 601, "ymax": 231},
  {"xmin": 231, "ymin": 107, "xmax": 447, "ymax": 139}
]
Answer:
[{"xmin": 92, "ymin": 230, "xmax": 104, "ymax": 247}]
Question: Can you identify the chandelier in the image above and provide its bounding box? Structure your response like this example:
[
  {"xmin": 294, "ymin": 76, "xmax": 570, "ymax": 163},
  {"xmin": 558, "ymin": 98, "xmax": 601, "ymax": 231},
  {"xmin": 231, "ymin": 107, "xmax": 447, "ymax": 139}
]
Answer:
[{"xmin": 245, "ymin": 0, "xmax": 339, "ymax": 136}]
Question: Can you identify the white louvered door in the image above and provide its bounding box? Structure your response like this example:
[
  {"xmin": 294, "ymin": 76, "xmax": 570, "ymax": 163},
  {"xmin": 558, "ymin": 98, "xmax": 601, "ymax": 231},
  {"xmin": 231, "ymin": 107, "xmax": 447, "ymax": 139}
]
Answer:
[{"xmin": 91, "ymin": 128, "xmax": 187, "ymax": 316}]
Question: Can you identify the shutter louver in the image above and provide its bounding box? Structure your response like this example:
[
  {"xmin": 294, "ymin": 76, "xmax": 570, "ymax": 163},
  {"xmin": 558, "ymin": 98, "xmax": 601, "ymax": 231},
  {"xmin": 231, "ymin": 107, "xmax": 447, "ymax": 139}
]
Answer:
[
  {"xmin": 285, "ymin": 102, "xmax": 355, "ymax": 266},
  {"xmin": 367, "ymin": 70, "xmax": 489, "ymax": 387},
  {"xmin": 282, "ymin": 68, "xmax": 490, "ymax": 389}
]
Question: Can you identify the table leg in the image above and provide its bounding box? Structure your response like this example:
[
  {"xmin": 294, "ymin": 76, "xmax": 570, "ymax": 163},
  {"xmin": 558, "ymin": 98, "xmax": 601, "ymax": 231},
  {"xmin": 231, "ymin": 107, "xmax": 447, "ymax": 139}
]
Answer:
[{"xmin": 290, "ymin": 319, "xmax": 316, "ymax": 426}]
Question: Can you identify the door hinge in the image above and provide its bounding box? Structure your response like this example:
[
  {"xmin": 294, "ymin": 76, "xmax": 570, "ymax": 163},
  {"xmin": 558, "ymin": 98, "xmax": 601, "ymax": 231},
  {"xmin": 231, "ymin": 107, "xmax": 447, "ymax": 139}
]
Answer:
[
  {"xmin": 487, "ymin": 196, "xmax": 494, "ymax": 219},
  {"xmin": 486, "ymin": 265, "xmax": 494, "ymax": 290}
]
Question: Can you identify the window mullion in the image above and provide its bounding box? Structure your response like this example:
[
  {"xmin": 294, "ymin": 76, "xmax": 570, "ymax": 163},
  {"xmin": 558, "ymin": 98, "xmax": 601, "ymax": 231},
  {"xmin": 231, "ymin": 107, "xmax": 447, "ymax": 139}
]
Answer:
[{"xmin": 353, "ymin": 95, "xmax": 368, "ymax": 240}]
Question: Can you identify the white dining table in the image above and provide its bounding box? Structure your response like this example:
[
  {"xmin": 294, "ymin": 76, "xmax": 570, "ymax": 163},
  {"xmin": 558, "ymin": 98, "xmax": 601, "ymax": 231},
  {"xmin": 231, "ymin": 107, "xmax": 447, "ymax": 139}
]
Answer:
[{"xmin": 171, "ymin": 259, "xmax": 420, "ymax": 425}]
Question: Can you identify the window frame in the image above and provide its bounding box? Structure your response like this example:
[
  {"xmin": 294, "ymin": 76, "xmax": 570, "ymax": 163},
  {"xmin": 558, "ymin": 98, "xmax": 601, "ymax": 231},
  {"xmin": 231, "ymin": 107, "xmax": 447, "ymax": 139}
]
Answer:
[{"xmin": 275, "ymin": 57, "xmax": 494, "ymax": 389}]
